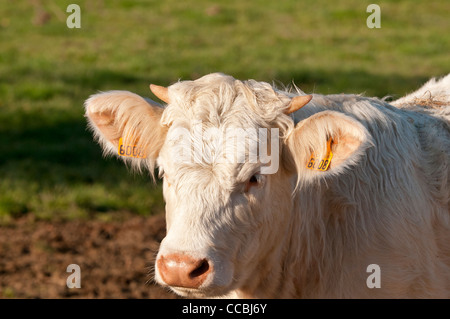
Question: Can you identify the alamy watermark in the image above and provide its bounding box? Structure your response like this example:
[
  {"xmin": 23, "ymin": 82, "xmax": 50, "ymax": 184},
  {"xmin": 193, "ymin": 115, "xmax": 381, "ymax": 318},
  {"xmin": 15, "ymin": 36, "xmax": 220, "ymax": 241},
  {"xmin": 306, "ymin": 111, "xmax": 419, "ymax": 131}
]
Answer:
[
  {"xmin": 66, "ymin": 4, "xmax": 81, "ymax": 29},
  {"xmin": 66, "ymin": 264, "xmax": 81, "ymax": 288},
  {"xmin": 366, "ymin": 264, "xmax": 381, "ymax": 288},
  {"xmin": 167, "ymin": 122, "xmax": 280, "ymax": 174},
  {"xmin": 366, "ymin": 4, "xmax": 381, "ymax": 29}
]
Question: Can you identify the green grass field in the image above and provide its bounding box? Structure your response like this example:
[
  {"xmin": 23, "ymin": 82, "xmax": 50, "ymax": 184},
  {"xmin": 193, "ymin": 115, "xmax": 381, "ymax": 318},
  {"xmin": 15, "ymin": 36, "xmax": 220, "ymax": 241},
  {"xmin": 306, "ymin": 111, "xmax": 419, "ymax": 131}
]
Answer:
[{"xmin": 1, "ymin": 0, "xmax": 449, "ymax": 223}]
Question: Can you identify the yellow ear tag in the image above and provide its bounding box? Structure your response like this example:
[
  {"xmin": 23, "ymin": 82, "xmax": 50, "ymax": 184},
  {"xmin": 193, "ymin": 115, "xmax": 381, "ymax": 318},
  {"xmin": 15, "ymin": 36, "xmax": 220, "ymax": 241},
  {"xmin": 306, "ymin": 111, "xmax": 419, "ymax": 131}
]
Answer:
[
  {"xmin": 118, "ymin": 137, "xmax": 147, "ymax": 159},
  {"xmin": 306, "ymin": 138, "xmax": 333, "ymax": 171}
]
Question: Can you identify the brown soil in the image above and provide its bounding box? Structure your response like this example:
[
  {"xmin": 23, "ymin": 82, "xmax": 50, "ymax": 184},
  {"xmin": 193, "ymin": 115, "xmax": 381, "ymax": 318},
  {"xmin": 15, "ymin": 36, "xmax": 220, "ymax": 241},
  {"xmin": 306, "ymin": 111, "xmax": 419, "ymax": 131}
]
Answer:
[{"xmin": 0, "ymin": 214, "xmax": 178, "ymax": 299}]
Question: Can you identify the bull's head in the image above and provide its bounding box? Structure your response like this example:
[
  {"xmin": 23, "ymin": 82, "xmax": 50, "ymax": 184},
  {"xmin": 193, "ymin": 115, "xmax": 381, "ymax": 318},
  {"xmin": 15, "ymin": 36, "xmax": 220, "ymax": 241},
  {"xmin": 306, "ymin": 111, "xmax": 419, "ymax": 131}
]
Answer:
[{"xmin": 85, "ymin": 73, "xmax": 369, "ymax": 298}]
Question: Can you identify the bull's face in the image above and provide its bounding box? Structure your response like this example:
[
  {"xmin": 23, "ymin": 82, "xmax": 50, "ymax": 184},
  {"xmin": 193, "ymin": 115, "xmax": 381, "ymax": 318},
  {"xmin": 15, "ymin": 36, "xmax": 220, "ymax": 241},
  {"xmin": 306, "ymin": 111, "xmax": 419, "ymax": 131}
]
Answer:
[
  {"xmin": 154, "ymin": 123, "xmax": 295, "ymax": 297},
  {"xmin": 85, "ymin": 73, "xmax": 369, "ymax": 298}
]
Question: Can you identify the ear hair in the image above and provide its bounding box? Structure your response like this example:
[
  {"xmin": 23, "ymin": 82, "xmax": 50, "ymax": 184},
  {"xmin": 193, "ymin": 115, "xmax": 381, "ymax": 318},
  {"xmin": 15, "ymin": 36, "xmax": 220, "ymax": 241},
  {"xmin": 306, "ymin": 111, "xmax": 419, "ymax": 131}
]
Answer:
[
  {"xmin": 285, "ymin": 111, "xmax": 373, "ymax": 185},
  {"xmin": 85, "ymin": 90, "xmax": 168, "ymax": 177}
]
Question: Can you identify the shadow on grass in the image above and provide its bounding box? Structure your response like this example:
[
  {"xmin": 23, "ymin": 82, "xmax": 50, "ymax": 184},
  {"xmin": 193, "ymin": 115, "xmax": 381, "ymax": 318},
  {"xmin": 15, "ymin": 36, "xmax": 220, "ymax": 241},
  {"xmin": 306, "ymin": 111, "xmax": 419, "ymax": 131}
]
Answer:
[
  {"xmin": 272, "ymin": 69, "xmax": 431, "ymax": 99},
  {"xmin": 1, "ymin": 117, "xmax": 119, "ymax": 184},
  {"xmin": 0, "ymin": 115, "xmax": 163, "ymax": 219}
]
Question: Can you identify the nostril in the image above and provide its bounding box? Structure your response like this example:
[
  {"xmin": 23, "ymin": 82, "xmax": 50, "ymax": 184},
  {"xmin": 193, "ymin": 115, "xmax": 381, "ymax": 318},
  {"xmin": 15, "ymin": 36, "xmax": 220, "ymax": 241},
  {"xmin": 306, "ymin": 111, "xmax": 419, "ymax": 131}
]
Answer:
[
  {"xmin": 157, "ymin": 254, "xmax": 212, "ymax": 288},
  {"xmin": 189, "ymin": 259, "xmax": 210, "ymax": 279}
]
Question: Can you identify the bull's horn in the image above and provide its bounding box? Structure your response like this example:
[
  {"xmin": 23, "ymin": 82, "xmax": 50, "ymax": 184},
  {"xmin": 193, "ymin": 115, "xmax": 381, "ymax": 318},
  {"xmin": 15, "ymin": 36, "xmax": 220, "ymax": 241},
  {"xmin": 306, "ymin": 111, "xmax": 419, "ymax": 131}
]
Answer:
[
  {"xmin": 284, "ymin": 95, "xmax": 313, "ymax": 114},
  {"xmin": 150, "ymin": 84, "xmax": 170, "ymax": 104}
]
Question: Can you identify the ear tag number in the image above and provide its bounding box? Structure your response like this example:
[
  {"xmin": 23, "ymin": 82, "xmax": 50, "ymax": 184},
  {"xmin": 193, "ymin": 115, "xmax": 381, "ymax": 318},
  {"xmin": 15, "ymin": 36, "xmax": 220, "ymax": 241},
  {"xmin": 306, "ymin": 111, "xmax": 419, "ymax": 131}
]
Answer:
[
  {"xmin": 118, "ymin": 137, "xmax": 147, "ymax": 159},
  {"xmin": 306, "ymin": 138, "xmax": 333, "ymax": 171}
]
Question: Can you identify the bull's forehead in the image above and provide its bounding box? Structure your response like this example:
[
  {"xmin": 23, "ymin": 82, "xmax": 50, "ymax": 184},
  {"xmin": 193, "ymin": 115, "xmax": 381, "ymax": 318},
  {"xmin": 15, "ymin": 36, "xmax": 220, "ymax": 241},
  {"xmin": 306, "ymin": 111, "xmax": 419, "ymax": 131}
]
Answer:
[
  {"xmin": 160, "ymin": 122, "xmax": 265, "ymax": 189},
  {"xmin": 161, "ymin": 160, "xmax": 254, "ymax": 194}
]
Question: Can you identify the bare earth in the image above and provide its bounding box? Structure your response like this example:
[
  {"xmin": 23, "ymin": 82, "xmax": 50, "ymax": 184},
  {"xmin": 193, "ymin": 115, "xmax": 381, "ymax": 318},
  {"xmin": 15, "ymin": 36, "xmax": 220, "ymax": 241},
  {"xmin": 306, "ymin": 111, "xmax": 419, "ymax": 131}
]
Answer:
[{"xmin": 0, "ymin": 214, "xmax": 178, "ymax": 299}]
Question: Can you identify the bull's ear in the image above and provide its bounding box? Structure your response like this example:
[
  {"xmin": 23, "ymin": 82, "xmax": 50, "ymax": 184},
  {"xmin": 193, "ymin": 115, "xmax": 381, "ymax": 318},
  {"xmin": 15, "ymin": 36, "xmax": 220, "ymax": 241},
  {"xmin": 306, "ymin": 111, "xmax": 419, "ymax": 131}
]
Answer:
[
  {"xmin": 84, "ymin": 90, "xmax": 168, "ymax": 173},
  {"xmin": 285, "ymin": 111, "xmax": 372, "ymax": 182}
]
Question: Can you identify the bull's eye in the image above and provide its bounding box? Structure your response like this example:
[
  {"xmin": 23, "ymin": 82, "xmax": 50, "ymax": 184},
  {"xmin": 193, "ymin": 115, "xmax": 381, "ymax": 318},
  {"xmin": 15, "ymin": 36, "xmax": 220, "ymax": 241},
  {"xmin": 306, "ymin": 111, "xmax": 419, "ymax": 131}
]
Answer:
[{"xmin": 245, "ymin": 174, "xmax": 263, "ymax": 193}]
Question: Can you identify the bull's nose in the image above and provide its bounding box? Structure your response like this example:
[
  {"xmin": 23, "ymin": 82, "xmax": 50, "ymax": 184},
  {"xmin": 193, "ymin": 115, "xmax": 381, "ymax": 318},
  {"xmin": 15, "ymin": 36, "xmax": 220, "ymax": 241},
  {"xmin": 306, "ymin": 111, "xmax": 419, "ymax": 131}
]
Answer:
[{"xmin": 157, "ymin": 253, "xmax": 212, "ymax": 288}]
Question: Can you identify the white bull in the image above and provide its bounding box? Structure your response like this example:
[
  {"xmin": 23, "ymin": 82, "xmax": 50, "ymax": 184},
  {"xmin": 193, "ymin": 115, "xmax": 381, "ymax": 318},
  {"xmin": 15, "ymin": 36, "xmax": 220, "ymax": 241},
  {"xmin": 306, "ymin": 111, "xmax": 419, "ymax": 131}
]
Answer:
[{"xmin": 85, "ymin": 73, "xmax": 450, "ymax": 298}]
